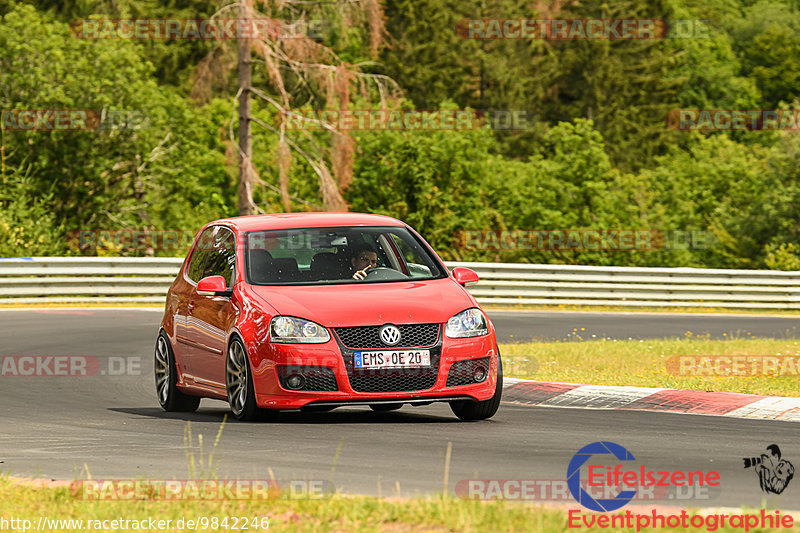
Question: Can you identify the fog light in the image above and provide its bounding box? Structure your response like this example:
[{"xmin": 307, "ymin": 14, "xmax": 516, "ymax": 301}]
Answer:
[
  {"xmin": 472, "ymin": 366, "xmax": 488, "ymax": 382},
  {"xmin": 286, "ymin": 375, "xmax": 305, "ymax": 390}
]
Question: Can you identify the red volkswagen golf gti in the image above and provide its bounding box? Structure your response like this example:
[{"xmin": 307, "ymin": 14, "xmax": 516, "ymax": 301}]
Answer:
[{"xmin": 155, "ymin": 213, "xmax": 502, "ymax": 421}]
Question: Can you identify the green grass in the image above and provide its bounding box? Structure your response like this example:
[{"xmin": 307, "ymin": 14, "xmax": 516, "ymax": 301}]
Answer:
[
  {"xmin": 0, "ymin": 478, "xmax": 559, "ymax": 532},
  {"xmin": 2, "ymin": 476, "xmax": 799, "ymax": 532},
  {"xmin": 500, "ymin": 337, "xmax": 800, "ymax": 396}
]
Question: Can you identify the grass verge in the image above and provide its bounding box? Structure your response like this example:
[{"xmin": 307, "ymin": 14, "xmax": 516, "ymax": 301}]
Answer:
[
  {"xmin": 500, "ymin": 338, "xmax": 800, "ymax": 396},
  {"xmin": 2, "ymin": 476, "xmax": 799, "ymax": 532}
]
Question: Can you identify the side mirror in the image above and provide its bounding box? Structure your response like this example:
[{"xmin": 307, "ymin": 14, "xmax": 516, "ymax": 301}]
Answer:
[
  {"xmin": 452, "ymin": 267, "xmax": 479, "ymax": 287},
  {"xmin": 197, "ymin": 275, "xmax": 232, "ymax": 297}
]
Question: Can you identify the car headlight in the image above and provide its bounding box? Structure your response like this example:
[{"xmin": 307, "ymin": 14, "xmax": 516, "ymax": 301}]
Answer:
[
  {"xmin": 445, "ymin": 308, "xmax": 489, "ymax": 338},
  {"xmin": 270, "ymin": 316, "xmax": 330, "ymax": 344}
]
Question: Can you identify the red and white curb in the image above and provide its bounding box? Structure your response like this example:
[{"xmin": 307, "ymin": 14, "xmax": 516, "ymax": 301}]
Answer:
[{"xmin": 502, "ymin": 378, "xmax": 800, "ymax": 422}]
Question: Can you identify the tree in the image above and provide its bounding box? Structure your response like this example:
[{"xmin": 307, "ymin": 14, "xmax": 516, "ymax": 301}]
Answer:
[
  {"xmin": 346, "ymin": 106, "xmax": 503, "ymax": 255},
  {"xmin": 540, "ymin": 0, "xmax": 686, "ymax": 171},
  {"xmin": 725, "ymin": 0, "xmax": 800, "ymax": 107},
  {"xmin": 195, "ymin": 0, "xmax": 399, "ymax": 213},
  {"xmin": 636, "ymin": 133, "xmax": 775, "ymax": 268},
  {"xmin": 0, "ymin": 5, "xmax": 233, "ymax": 254},
  {"xmin": 380, "ymin": 0, "xmax": 555, "ymax": 159}
]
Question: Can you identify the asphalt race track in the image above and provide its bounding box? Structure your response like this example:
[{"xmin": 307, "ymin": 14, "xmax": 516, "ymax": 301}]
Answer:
[
  {"xmin": 490, "ymin": 310, "xmax": 800, "ymax": 342},
  {"xmin": 1, "ymin": 308, "xmax": 799, "ymax": 510}
]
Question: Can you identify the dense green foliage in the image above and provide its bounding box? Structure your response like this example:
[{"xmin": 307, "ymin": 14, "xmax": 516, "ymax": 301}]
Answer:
[{"xmin": 0, "ymin": 0, "xmax": 798, "ymax": 268}]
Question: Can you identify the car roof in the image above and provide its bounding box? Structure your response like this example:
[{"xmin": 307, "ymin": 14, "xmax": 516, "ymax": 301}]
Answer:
[{"xmin": 211, "ymin": 212, "xmax": 406, "ymax": 232}]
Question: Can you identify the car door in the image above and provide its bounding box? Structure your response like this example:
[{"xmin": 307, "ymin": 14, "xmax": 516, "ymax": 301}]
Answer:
[
  {"xmin": 174, "ymin": 226, "xmax": 216, "ymax": 380},
  {"xmin": 188, "ymin": 226, "xmax": 238, "ymax": 390}
]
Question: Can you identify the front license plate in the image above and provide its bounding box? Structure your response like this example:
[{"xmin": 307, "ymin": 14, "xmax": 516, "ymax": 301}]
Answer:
[{"xmin": 353, "ymin": 350, "xmax": 431, "ymax": 369}]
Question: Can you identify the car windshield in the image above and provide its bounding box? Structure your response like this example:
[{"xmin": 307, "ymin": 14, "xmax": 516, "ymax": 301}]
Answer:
[{"xmin": 245, "ymin": 226, "xmax": 446, "ymax": 285}]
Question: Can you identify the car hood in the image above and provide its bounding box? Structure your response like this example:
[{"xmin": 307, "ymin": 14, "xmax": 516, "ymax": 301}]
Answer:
[{"xmin": 247, "ymin": 278, "xmax": 475, "ymax": 327}]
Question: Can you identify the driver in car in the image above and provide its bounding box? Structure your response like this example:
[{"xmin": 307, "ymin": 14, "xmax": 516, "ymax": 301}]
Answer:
[{"xmin": 351, "ymin": 244, "xmax": 379, "ymax": 280}]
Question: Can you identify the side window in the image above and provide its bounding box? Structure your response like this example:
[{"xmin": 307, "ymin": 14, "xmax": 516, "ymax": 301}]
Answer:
[
  {"xmin": 187, "ymin": 228, "xmax": 215, "ymax": 283},
  {"xmin": 390, "ymin": 233, "xmax": 435, "ymax": 278},
  {"xmin": 202, "ymin": 228, "xmax": 236, "ymax": 287}
]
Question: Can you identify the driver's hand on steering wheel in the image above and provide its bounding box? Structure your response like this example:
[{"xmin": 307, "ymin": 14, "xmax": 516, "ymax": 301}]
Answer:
[{"xmin": 352, "ymin": 266, "xmax": 372, "ymax": 280}]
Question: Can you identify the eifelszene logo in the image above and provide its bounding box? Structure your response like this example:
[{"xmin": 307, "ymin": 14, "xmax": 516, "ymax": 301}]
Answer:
[
  {"xmin": 567, "ymin": 441, "xmax": 721, "ymax": 512},
  {"xmin": 568, "ymin": 441, "xmax": 637, "ymax": 511},
  {"xmin": 743, "ymin": 444, "xmax": 794, "ymax": 495}
]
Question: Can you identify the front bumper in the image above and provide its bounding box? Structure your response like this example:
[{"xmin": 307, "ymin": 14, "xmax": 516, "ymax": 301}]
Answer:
[{"xmin": 246, "ymin": 327, "xmax": 499, "ymax": 410}]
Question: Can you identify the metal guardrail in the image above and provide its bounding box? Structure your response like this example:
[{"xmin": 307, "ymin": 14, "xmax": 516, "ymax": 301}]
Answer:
[
  {"xmin": 0, "ymin": 257, "xmax": 183, "ymax": 304},
  {"xmin": 1, "ymin": 257, "xmax": 799, "ymax": 309},
  {"xmin": 448, "ymin": 261, "xmax": 800, "ymax": 309}
]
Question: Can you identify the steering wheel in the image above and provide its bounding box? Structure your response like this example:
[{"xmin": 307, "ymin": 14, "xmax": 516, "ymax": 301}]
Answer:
[{"xmin": 363, "ymin": 267, "xmax": 409, "ymax": 281}]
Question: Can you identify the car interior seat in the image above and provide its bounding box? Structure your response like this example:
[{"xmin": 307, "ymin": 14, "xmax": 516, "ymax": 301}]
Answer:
[
  {"xmin": 273, "ymin": 257, "xmax": 300, "ymax": 282},
  {"xmin": 248, "ymin": 250, "xmax": 275, "ymax": 283},
  {"xmin": 310, "ymin": 252, "xmax": 346, "ymax": 281}
]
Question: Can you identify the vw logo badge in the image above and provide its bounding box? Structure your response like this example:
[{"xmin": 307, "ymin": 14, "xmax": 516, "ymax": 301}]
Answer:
[{"xmin": 379, "ymin": 325, "xmax": 401, "ymax": 346}]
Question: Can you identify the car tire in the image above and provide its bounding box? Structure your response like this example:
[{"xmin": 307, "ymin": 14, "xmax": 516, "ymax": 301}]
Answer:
[
  {"xmin": 369, "ymin": 403, "xmax": 403, "ymax": 412},
  {"xmin": 449, "ymin": 355, "xmax": 503, "ymax": 421},
  {"xmin": 154, "ymin": 332, "xmax": 201, "ymax": 413},
  {"xmin": 226, "ymin": 337, "xmax": 275, "ymax": 421}
]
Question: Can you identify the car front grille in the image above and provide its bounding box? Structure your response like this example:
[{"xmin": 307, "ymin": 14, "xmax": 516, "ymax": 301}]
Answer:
[
  {"xmin": 446, "ymin": 357, "xmax": 490, "ymax": 387},
  {"xmin": 333, "ymin": 323, "xmax": 440, "ymax": 349},
  {"xmin": 333, "ymin": 324, "xmax": 442, "ymax": 393},
  {"xmin": 276, "ymin": 365, "xmax": 338, "ymax": 392},
  {"xmin": 348, "ymin": 368, "xmax": 439, "ymax": 393}
]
